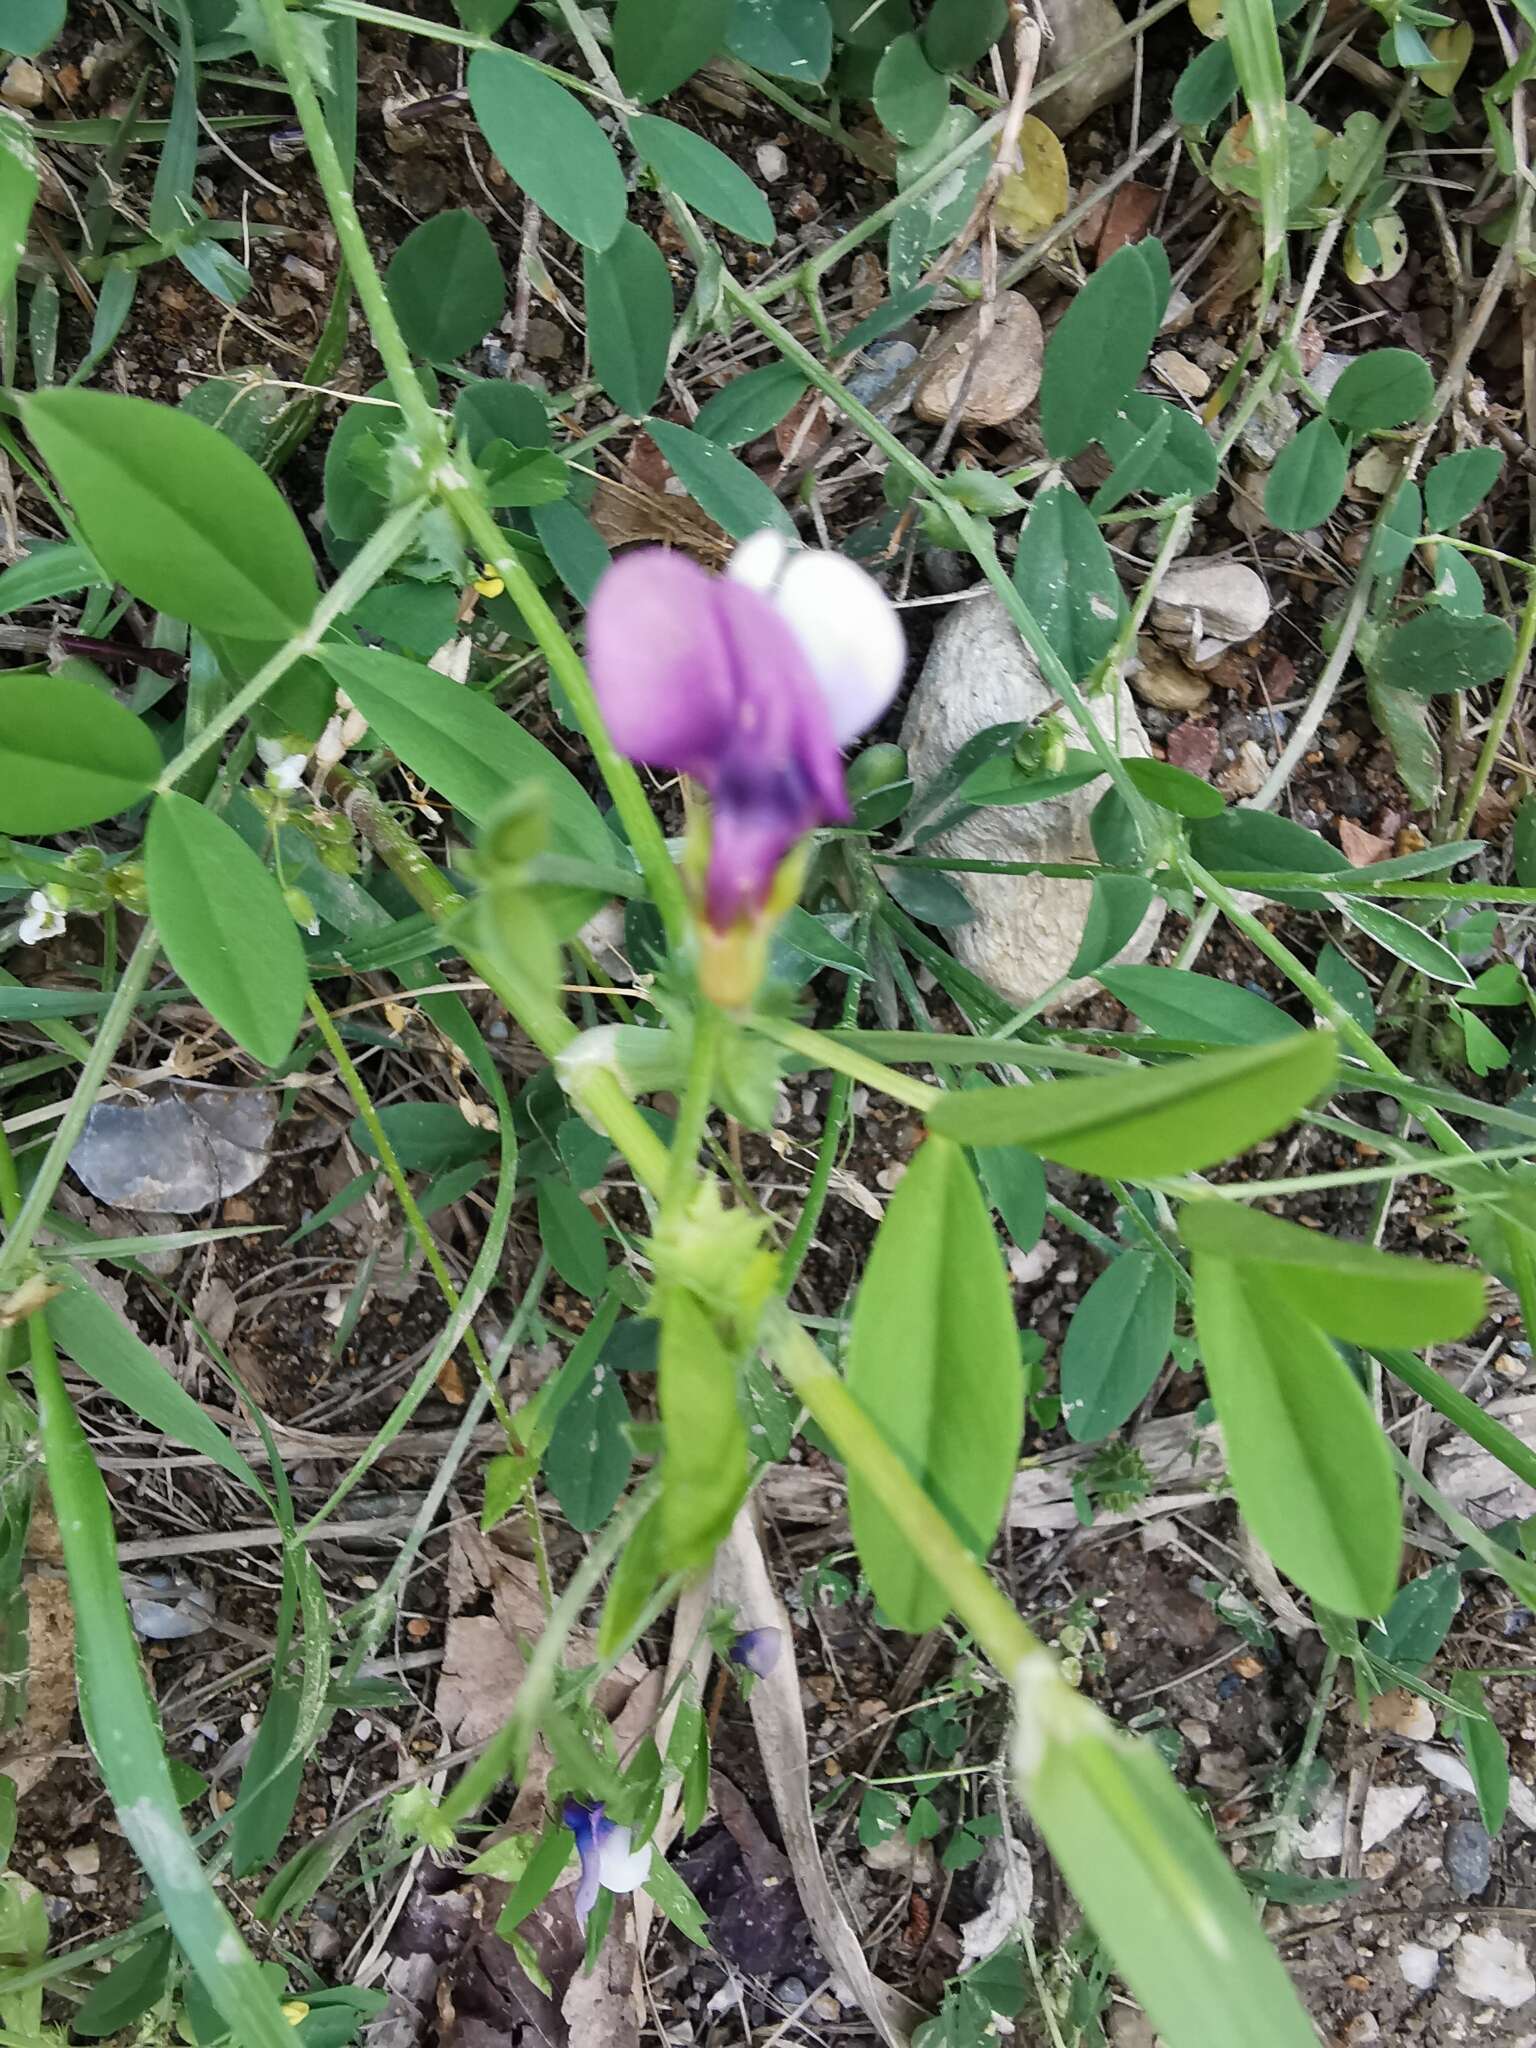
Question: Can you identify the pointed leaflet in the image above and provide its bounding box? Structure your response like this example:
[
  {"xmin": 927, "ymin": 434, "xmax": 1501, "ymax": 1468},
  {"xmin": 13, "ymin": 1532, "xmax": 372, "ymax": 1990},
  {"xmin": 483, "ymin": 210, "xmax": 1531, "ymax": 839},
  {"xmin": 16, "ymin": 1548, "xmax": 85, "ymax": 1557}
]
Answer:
[
  {"xmin": 629, "ymin": 116, "xmax": 774, "ymax": 244},
  {"xmin": 614, "ymin": 0, "xmax": 730, "ymax": 102},
  {"xmin": 1039, "ymin": 245, "xmax": 1160, "ymax": 459},
  {"xmin": 1178, "ymin": 1202, "xmax": 1484, "ymax": 1347},
  {"xmin": 645, "ymin": 419, "xmax": 795, "ymax": 537},
  {"xmin": 21, "ymin": 390, "xmax": 316, "ymax": 639},
  {"xmin": 659, "ymin": 1287, "xmax": 748, "ymax": 1569},
  {"xmin": 0, "ymin": 674, "xmax": 161, "ymax": 834},
  {"xmin": 585, "ymin": 224, "xmax": 674, "ymax": 417},
  {"xmin": 926, "ymin": 1033, "xmax": 1337, "ymax": 1178},
  {"xmin": 0, "ymin": 110, "xmax": 39, "ymax": 302},
  {"xmin": 145, "ymin": 794, "xmax": 308, "ymax": 1069},
  {"xmin": 468, "ymin": 50, "xmax": 626, "ymax": 253},
  {"xmin": 385, "ymin": 211, "xmax": 504, "ymax": 365},
  {"xmin": 847, "ymin": 1134, "xmax": 1022, "ymax": 1631},
  {"xmin": 1265, "ymin": 416, "xmax": 1347, "ymax": 532},
  {"xmin": 1013, "ymin": 482, "xmax": 1125, "ymax": 683},
  {"xmin": 1191, "ymin": 1257, "xmax": 1401, "ymax": 1615},
  {"xmin": 1060, "ymin": 1251, "xmax": 1175, "ymax": 1442}
]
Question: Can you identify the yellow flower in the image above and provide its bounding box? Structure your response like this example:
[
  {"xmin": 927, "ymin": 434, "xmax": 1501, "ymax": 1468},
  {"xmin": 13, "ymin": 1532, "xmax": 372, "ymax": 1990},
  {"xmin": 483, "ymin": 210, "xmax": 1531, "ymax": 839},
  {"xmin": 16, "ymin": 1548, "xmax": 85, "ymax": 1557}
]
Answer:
[
  {"xmin": 473, "ymin": 565, "xmax": 505, "ymax": 599},
  {"xmin": 281, "ymin": 2001, "xmax": 311, "ymax": 2026}
]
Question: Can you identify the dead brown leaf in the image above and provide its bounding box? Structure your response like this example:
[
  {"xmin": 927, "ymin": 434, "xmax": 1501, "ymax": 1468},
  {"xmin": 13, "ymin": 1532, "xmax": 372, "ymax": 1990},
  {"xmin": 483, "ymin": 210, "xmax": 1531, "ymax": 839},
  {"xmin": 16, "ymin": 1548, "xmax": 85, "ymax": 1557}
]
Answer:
[
  {"xmin": 1338, "ymin": 817, "xmax": 1392, "ymax": 867},
  {"xmin": 1, "ymin": 1573, "xmax": 76, "ymax": 1798}
]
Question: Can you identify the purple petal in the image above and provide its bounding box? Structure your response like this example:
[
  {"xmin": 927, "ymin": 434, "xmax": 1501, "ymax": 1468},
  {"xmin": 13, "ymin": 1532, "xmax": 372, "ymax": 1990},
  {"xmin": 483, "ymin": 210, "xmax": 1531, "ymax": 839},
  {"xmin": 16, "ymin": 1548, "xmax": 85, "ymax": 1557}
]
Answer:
[
  {"xmin": 728, "ymin": 1627, "xmax": 781, "ymax": 1679},
  {"xmin": 585, "ymin": 550, "xmax": 735, "ymax": 774},
  {"xmin": 564, "ymin": 1800, "xmax": 603, "ymax": 1928}
]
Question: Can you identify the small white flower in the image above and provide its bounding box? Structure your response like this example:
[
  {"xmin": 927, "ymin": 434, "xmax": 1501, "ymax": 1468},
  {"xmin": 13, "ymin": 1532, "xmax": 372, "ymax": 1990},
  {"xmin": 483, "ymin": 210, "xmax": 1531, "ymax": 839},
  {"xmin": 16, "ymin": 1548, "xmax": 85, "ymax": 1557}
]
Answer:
[
  {"xmin": 727, "ymin": 530, "xmax": 905, "ymax": 746},
  {"xmin": 256, "ymin": 736, "xmax": 309, "ymax": 792},
  {"xmin": 18, "ymin": 890, "xmax": 65, "ymax": 946}
]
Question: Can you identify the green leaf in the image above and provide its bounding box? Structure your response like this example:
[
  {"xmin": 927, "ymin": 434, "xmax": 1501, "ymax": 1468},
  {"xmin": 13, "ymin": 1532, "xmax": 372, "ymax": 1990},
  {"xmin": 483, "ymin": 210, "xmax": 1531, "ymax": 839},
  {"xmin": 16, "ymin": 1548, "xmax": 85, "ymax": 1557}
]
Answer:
[
  {"xmin": 145, "ymin": 794, "xmax": 307, "ymax": 1068},
  {"xmin": 1012, "ymin": 483, "xmax": 1124, "ymax": 683},
  {"xmin": 1172, "ymin": 39, "xmax": 1238, "ymax": 125},
  {"xmin": 1, "ymin": 0, "xmax": 65, "ymax": 56},
  {"xmin": 318, "ymin": 643, "xmax": 612, "ymax": 870},
  {"xmin": 615, "ymin": 0, "xmax": 729, "ymax": 101},
  {"xmin": 1099, "ymin": 393, "xmax": 1220, "ymax": 501},
  {"xmin": 493, "ymin": 1824, "xmax": 575, "ymax": 1934},
  {"xmin": 1265, "ymin": 416, "xmax": 1348, "ymax": 532},
  {"xmin": 644, "ymin": 1854, "xmax": 711, "ymax": 1947},
  {"xmin": 455, "ymin": 376, "xmax": 551, "ymax": 455},
  {"xmin": 1516, "ymin": 796, "xmax": 1536, "ymax": 886},
  {"xmin": 46, "ymin": 1276, "xmax": 265, "ymax": 1497},
  {"xmin": 0, "ymin": 539, "xmax": 100, "ymax": 617},
  {"xmin": 1091, "ymin": 405, "xmax": 1171, "ymax": 515},
  {"xmin": 1449, "ymin": 1670, "xmax": 1509, "ymax": 1836},
  {"xmin": 385, "ymin": 210, "xmax": 503, "ymax": 364},
  {"xmin": 658, "ymin": 1287, "xmax": 749, "ymax": 1568},
  {"xmin": 546, "ymin": 1352, "xmax": 633, "ymax": 1533},
  {"xmin": 1098, "ymin": 965, "xmax": 1299, "ymax": 1045},
  {"xmin": 830, "ymin": 0, "xmax": 912, "ymax": 43},
  {"xmin": 874, "ymin": 32, "xmax": 949, "ymax": 144},
  {"xmin": 630, "ymin": 115, "xmax": 775, "ymax": 244},
  {"xmin": 1070, "ymin": 874, "xmax": 1156, "ymax": 979},
  {"xmin": 881, "ymin": 863, "xmax": 974, "ymax": 927},
  {"xmin": 1374, "ymin": 607, "xmax": 1515, "ymax": 697},
  {"xmin": 1061, "ymin": 1251, "xmax": 1176, "ymax": 1442},
  {"xmin": 72, "ymin": 1931, "xmax": 174, "ymax": 2041},
  {"xmin": 695, "ymin": 360, "xmax": 809, "ymax": 445},
  {"xmin": 468, "ymin": 49, "xmax": 626, "ymax": 252},
  {"xmin": 1188, "ymin": 807, "xmax": 1345, "ymax": 907},
  {"xmin": 846, "ymin": 1135, "xmax": 1022, "ymax": 1631},
  {"xmin": 1364, "ymin": 1563, "xmax": 1459, "ymax": 1669},
  {"xmin": 726, "ymin": 0, "xmax": 833, "ymax": 82},
  {"xmin": 536, "ymin": 1176, "xmax": 609, "ymax": 1300},
  {"xmin": 1366, "ymin": 675, "xmax": 1441, "ymax": 808},
  {"xmin": 0, "ymin": 111, "xmax": 39, "ymax": 303},
  {"xmin": 585, "ymin": 223, "xmax": 674, "ymax": 417},
  {"xmin": 479, "ymin": 442, "xmax": 569, "ymax": 509},
  {"xmin": 1121, "ymin": 756, "xmax": 1226, "ymax": 819},
  {"xmin": 1191, "ymin": 1258, "xmax": 1400, "ymax": 1614},
  {"xmin": 1315, "ymin": 942, "xmax": 1375, "ymax": 1037},
  {"xmin": 1015, "ymin": 1668, "xmax": 1322, "ymax": 2048},
  {"xmin": 922, "ymin": 0, "xmax": 1007, "ymax": 70},
  {"xmin": 644, "ymin": 418, "xmax": 794, "ymax": 537},
  {"xmin": 352, "ymin": 1102, "xmax": 496, "ymax": 1173},
  {"xmin": 925, "ymin": 1033, "xmax": 1338, "ymax": 1177},
  {"xmin": 1424, "ymin": 447, "xmax": 1503, "ymax": 532},
  {"xmin": 1324, "ymin": 348, "xmax": 1434, "ymax": 432},
  {"xmin": 1178, "ymin": 1203, "xmax": 1485, "ymax": 1347},
  {"xmin": 1039, "ymin": 244, "xmax": 1160, "ymax": 460},
  {"xmin": 858, "ymin": 1785, "xmax": 901, "ymax": 1848},
  {"xmin": 0, "ymin": 673, "xmax": 160, "ymax": 833},
  {"xmin": 973, "ymin": 1141, "xmax": 1045, "ymax": 1254},
  {"xmin": 1341, "ymin": 898, "xmax": 1473, "ymax": 986},
  {"xmin": 21, "ymin": 389, "xmax": 317, "ymax": 638},
  {"xmin": 531, "ymin": 498, "xmax": 612, "ymax": 605}
]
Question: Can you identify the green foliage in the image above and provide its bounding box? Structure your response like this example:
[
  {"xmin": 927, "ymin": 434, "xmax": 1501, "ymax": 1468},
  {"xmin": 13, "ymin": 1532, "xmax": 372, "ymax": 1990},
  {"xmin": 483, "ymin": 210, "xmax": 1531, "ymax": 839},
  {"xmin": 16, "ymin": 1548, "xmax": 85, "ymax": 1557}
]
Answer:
[
  {"xmin": 629, "ymin": 116, "xmax": 774, "ymax": 245},
  {"xmin": 922, "ymin": 0, "xmax": 1007, "ymax": 70},
  {"xmin": 645, "ymin": 418, "xmax": 796, "ymax": 536},
  {"xmin": 1324, "ymin": 348, "xmax": 1434, "ymax": 432},
  {"xmin": 846, "ymin": 1135, "xmax": 1021, "ymax": 1630},
  {"xmin": 1060, "ymin": 1251, "xmax": 1176, "ymax": 1442},
  {"xmin": 0, "ymin": 674, "xmax": 161, "ymax": 835},
  {"xmin": 1098, "ymin": 965, "xmax": 1299, "ymax": 1045},
  {"xmin": 1265, "ymin": 416, "xmax": 1348, "ymax": 531},
  {"xmin": 1424, "ymin": 447, "xmax": 1503, "ymax": 531},
  {"xmin": 145, "ymin": 794, "xmax": 308, "ymax": 1068},
  {"xmin": 658, "ymin": 1285, "xmax": 749, "ymax": 1567},
  {"xmin": 0, "ymin": 111, "xmax": 38, "ymax": 303},
  {"xmin": 695, "ymin": 360, "xmax": 809, "ymax": 444},
  {"xmin": 1449, "ymin": 1670, "xmax": 1510, "ymax": 1835},
  {"xmin": 467, "ymin": 50, "xmax": 627, "ymax": 252},
  {"xmin": 23, "ymin": 389, "xmax": 317, "ymax": 637},
  {"xmin": 614, "ymin": 0, "xmax": 730, "ymax": 101},
  {"xmin": 1373, "ymin": 608, "xmax": 1516, "ymax": 697},
  {"xmin": 2, "ymin": 0, "xmax": 66, "ymax": 56},
  {"xmin": 927, "ymin": 1034, "xmax": 1338, "ymax": 1178},
  {"xmin": 1012, "ymin": 482, "xmax": 1125, "ymax": 683},
  {"xmin": 1039, "ymin": 245, "xmax": 1163, "ymax": 460},
  {"xmin": 726, "ymin": 0, "xmax": 834, "ymax": 82},
  {"xmin": 385, "ymin": 211, "xmax": 504, "ymax": 364},
  {"xmin": 874, "ymin": 32, "xmax": 949, "ymax": 145},
  {"xmin": 585, "ymin": 224, "xmax": 675, "ymax": 417}
]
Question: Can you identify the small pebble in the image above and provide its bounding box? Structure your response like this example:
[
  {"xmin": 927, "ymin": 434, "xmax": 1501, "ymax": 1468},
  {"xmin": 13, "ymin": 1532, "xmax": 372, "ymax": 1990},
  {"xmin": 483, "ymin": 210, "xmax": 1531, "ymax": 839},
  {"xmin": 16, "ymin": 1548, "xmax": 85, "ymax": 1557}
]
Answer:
[
  {"xmin": 1444, "ymin": 1818, "xmax": 1493, "ymax": 1899},
  {"xmin": 1398, "ymin": 1941, "xmax": 1439, "ymax": 1990},
  {"xmin": 775, "ymin": 1977, "xmax": 809, "ymax": 2011},
  {"xmin": 755, "ymin": 143, "xmax": 788, "ymax": 182},
  {"xmin": 1, "ymin": 59, "xmax": 46, "ymax": 109}
]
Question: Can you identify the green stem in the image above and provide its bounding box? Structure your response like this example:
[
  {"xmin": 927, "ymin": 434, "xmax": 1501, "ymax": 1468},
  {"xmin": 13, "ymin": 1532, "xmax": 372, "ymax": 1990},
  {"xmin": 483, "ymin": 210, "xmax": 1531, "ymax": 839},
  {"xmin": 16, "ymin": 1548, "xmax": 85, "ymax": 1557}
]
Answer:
[
  {"xmin": 1454, "ymin": 570, "xmax": 1536, "ymax": 837},
  {"xmin": 780, "ymin": 965, "xmax": 862, "ymax": 1289},
  {"xmin": 1181, "ymin": 854, "xmax": 1471, "ymax": 1157},
  {"xmin": 766, "ymin": 1309, "xmax": 1037, "ymax": 1675},
  {"xmin": 664, "ymin": 1002, "xmax": 723, "ymax": 1216},
  {"xmin": 156, "ymin": 498, "xmax": 426, "ymax": 793},
  {"xmin": 750, "ymin": 1014, "xmax": 940, "ymax": 1114},
  {"xmin": 0, "ymin": 924, "xmax": 160, "ymax": 1294}
]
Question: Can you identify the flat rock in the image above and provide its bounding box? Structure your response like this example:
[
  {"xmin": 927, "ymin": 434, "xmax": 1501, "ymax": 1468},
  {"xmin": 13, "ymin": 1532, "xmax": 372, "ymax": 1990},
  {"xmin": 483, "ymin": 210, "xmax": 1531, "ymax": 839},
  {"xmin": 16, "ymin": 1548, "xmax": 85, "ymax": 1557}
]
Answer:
[
  {"xmin": 69, "ymin": 1082, "xmax": 276, "ymax": 1213},
  {"xmin": 1131, "ymin": 639, "xmax": 1211, "ymax": 713},
  {"xmin": 1152, "ymin": 559, "xmax": 1272, "ymax": 664},
  {"xmin": 1454, "ymin": 1929, "xmax": 1535, "ymax": 2007},
  {"xmin": 898, "ymin": 593, "xmax": 1161, "ymax": 1010},
  {"xmin": 1035, "ymin": 0, "xmax": 1135, "ymax": 136},
  {"xmin": 914, "ymin": 295, "xmax": 1043, "ymax": 428}
]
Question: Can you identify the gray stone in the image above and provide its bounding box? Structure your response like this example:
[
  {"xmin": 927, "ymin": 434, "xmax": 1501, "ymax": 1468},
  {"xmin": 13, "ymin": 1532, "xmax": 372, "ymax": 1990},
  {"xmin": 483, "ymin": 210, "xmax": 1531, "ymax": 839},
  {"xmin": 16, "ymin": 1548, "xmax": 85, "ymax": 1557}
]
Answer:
[
  {"xmin": 70, "ymin": 1082, "xmax": 276, "ymax": 1213},
  {"xmin": 1035, "ymin": 0, "xmax": 1136, "ymax": 137},
  {"xmin": 1445, "ymin": 1818, "xmax": 1493, "ymax": 1899},
  {"xmin": 845, "ymin": 336, "xmax": 919, "ymax": 418},
  {"xmin": 898, "ymin": 593, "xmax": 1161, "ymax": 1010},
  {"xmin": 1151, "ymin": 559, "xmax": 1272, "ymax": 665}
]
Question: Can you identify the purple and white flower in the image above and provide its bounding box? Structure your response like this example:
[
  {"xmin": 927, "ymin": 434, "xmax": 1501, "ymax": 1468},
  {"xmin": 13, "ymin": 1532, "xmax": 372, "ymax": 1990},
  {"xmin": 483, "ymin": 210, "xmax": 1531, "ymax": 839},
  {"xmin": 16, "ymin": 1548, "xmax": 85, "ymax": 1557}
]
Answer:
[
  {"xmin": 727, "ymin": 1626, "xmax": 781, "ymax": 1680},
  {"xmin": 563, "ymin": 1799, "xmax": 652, "ymax": 1928},
  {"xmin": 585, "ymin": 534, "xmax": 904, "ymax": 932}
]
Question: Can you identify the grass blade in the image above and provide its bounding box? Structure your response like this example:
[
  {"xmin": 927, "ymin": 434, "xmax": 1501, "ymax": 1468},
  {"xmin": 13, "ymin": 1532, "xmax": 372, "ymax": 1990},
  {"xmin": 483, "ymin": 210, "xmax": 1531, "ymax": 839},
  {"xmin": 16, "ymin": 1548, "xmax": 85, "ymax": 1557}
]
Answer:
[{"xmin": 1224, "ymin": 0, "xmax": 1289, "ymax": 299}]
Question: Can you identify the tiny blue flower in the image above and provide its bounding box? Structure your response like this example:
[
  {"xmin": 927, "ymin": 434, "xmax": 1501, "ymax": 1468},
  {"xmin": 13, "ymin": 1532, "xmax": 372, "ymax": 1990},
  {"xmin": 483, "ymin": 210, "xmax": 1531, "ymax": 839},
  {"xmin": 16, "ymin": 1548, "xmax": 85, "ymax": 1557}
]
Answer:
[
  {"xmin": 728, "ymin": 1626, "xmax": 782, "ymax": 1679},
  {"xmin": 562, "ymin": 1799, "xmax": 652, "ymax": 1928}
]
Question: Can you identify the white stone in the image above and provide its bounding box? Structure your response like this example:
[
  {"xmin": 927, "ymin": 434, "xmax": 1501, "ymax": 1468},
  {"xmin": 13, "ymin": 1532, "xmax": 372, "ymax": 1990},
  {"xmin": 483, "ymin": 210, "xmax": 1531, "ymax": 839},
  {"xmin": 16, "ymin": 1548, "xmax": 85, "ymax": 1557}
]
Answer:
[
  {"xmin": 1454, "ymin": 1930, "xmax": 1536, "ymax": 2008},
  {"xmin": 914, "ymin": 295, "xmax": 1044, "ymax": 428},
  {"xmin": 1398, "ymin": 1942, "xmax": 1440, "ymax": 1990},
  {"xmin": 1152, "ymin": 350, "xmax": 1211, "ymax": 401},
  {"xmin": 1035, "ymin": 0, "xmax": 1135, "ymax": 136},
  {"xmin": 1152, "ymin": 559, "xmax": 1272, "ymax": 665},
  {"xmin": 898, "ymin": 593, "xmax": 1161, "ymax": 1010},
  {"xmin": 1, "ymin": 59, "xmax": 45, "ymax": 111},
  {"xmin": 755, "ymin": 143, "xmax": 788, "ymax": 182},
  {"xmin": 1296, "ymin": 1784, "xmax": 1425, "ymax": 1859}
]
